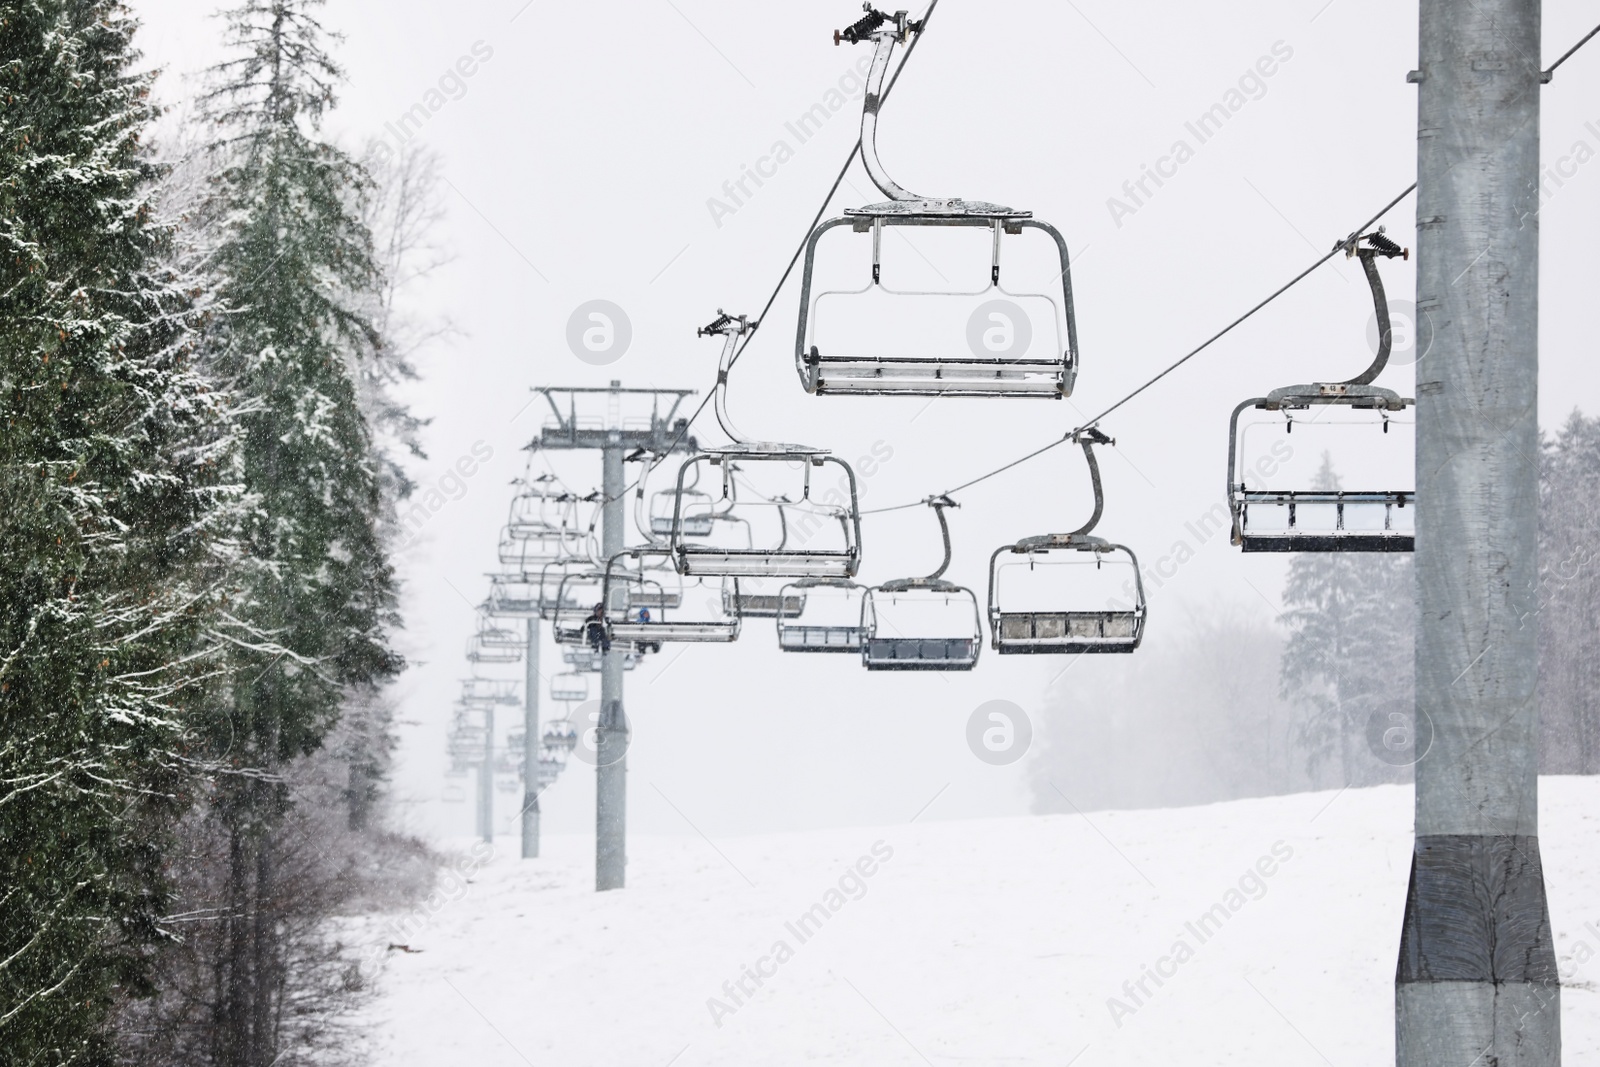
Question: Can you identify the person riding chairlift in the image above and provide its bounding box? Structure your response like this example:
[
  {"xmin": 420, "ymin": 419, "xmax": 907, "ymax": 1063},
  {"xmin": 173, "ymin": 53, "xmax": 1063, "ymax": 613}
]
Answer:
[
  {"xmin": 634, "ymin": 607, "xmax": 661, "ymax": 654},
  {"xmin": 583, "ymin": 603, "xmax": 610, "ymax": 653}
]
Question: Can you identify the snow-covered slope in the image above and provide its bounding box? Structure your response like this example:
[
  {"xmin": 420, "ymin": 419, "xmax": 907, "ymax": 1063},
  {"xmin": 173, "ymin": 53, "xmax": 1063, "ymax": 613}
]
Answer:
[{"xmin": 362, "ymin": 779, "xmax": 1600, "ymax": 1065}]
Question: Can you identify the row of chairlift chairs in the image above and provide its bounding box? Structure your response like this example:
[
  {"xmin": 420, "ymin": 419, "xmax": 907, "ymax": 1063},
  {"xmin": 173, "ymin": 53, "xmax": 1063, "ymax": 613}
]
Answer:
[
  {"xmin": 452, "ymin": 649, "xmax": 583, "ymax": 797},
  {"xmin": 474, "ymin": 7, "xmax": 1417, "ymax": 681}
]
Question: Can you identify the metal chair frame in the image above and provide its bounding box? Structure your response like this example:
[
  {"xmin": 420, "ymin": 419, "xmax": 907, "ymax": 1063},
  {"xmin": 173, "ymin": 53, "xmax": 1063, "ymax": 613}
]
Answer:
[
  {"xmin": 1226, "ymin": 231, "xmax": 1416, "ymax": 553},
  {"xmin": 794, "ymin": 9, "xmax": 1078, "ymax": 398},
  {"xmin": 862, "ymin": 497, "xmax": 982, "ymax": 671},
  {"xmin": 776, "ymin": 578, "xmax": 869, "ymax": 653},
  {"xmin": 670, "ymin": 313, "xmax": 863, "ymax": 578},
  {"xmin": 989, "ymin": 430, "xmax": 1147, "ymax": 654}
]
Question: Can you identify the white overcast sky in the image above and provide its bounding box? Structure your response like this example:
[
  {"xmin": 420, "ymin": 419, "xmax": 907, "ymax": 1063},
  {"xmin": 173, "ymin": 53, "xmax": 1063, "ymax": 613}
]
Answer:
[{"xmin": 128, "ymin": 0, "xmax": 1600, "ymax": 842}]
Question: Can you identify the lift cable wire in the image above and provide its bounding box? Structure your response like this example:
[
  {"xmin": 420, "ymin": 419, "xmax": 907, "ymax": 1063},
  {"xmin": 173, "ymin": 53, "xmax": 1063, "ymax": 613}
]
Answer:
[
  {"xmin": 1546, "ymin": 20, "xmax": 1600, "ymax": 77},
  {"xmin": 855, "ymin": 181, "xmax": 1419, "ymax": 515}
]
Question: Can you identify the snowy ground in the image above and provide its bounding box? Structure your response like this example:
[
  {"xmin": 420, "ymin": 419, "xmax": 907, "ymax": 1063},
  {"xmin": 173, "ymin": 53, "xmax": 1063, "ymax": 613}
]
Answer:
[{"xmin": 361, "ymin": 779, "xmax": 1600, "ymax": 1066}]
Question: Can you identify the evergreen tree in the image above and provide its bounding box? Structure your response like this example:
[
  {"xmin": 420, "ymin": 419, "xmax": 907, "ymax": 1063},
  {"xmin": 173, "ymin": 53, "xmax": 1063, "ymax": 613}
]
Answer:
[
  {"xmin": 334, "ymin": 141, "xmax": 450, "ymax": 831},
  {"xmin": 1278, "ymin": 453, "xmax": 1415, "ymax": 786},
  {"xmin": 1537, "ymin": 410, "xmax": 1600, "ymax": 773},
  {"xmin": 0, "ymin": 3, "xmax": 236, "ymax": 1062},
  {"xmin": 189, "ymin": 1, "xmax": 401, "ymax": 1061}
]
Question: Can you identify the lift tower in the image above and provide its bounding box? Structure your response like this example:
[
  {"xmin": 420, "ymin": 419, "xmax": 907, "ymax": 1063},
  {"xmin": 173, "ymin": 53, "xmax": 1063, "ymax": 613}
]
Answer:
[
  {"xmin": 1400, "ymin": 2, "xmax": 1558, "ymax": 1064},
  {"xmin": 534, "ymin": 383, "xmax": 697, "ymax": 891}
]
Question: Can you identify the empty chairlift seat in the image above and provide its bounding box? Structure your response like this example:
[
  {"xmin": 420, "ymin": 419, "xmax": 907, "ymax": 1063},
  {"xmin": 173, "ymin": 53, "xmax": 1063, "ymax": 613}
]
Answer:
[
  {"xmin": 776, "ymin": 578, "xmax": 867, "ymax": 653},
  {"xmin": 649, "ymin": 487, "xmax": 716, "ymax": 538},
  {"xmin": 862, "ymin": 578, "xmax": 982, "ymax": 671},
  {"xmin": 1226, "ymin": 230, "xmax": 1416, "ymax": 553},
  {"xmin": 548, "ymin": 673, "xmax": 588, "ymax": 703},
  {"xmin": 673, "ymin": 313, "xmax": 864, "ymax": 579},
  {"xmin": 466, "ymin": 631, "xmax": 523, "ymax": 664},
  {"xmin": 988, "ymin": 534, "xmax": 1146, "ymax": 654},
  {"xmin": 724, "ymin": 580, "xmax": 807, "ymax": 619},
  {"xmin": 987, "ymin": 429, "xmax": 1148, "ymax": 654},
  {"xmin": 1227, "ymin": 384, "xmax": 1415, "ymax": 552},
  {"xmin": 794, "ymin": 9, "xmax": 1078, "ymax": 399}
]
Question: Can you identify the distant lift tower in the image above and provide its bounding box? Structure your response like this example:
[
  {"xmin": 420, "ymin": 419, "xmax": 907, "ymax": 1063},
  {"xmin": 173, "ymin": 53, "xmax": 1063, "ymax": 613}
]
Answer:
[{"xmin": 534, "ymin": 383, "xmax": 697, "ymax": 891}]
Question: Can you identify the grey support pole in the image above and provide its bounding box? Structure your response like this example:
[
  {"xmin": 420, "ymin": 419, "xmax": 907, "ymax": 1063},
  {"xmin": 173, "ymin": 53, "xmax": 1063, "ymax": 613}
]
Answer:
[
  {"xmin": 522, "ymin": 618, "xmax": 541, "ymax": 858},
  {"xmin": 596, "ymin": 434, "xmax": 629, "ymax": 890},
  {"xmin": 1399, "ymin": 3, "xmax": 1559, "ymax": 1065},
  {"xmin": 480, "ymin": 704, "xmax": 495, "ymax": 847},
  {"xmin": 475, "ymin": 759, "xmax": 487, "ymax": 841}
]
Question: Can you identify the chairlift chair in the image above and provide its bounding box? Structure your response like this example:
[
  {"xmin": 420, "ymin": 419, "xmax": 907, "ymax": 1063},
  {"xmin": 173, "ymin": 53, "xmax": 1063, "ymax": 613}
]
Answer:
[
  {"xmin": 1226, "ymin": 231, "xmax": 1416, "ymax": 552},
  {"xmin": 618, "ymin": 553, "xmax": 685, "ymax": 611},
  {"xmin": 862, "ymin": 497, "xmax": 982, "ymax": 670},
  {"xmin": 549, "ymin": 672, "xmax": 589, "ymax": 703},
  {"xmin": 466, "ymin": 631, "xmax": 523, "ymax": 664},
  {"xmin": 506, "ymin": 477, "xmax": 587, "ymax": 543},
  {"xmin": 542, "ymin": 719, "xmax": 580, "ymax": 751},
  {"xmin": 650, "ymin": 489, "xmax": 716, "ymax": 538},
  {"xmin": 476, "ymin": 619, "xmax": 524, "ymax": 648},
  {"xmin": 498, "ymin": 526, "xmax": 577, "ymax": 572},
  {"xmin": 536, "ymin": 750, "xmax": 566, "ymax": 787},
  {"xmin": 672, "ymin": 313, "xmax": 863, "ymax": 579},
  {"xmin": 988, "ymin": 430, "xmax": 1147, "ymax": 654},
  {"xmin": 547, "ymin": 568, "xmax": 611, "ymax": 645},
  {"xmin": 460, "ymin": 678, "xmax": 520, "ymax": 705},
  {"xmin": 486, "ymin": 564, "xmax": 590, "ymax": 620},
  {"xmin": 793, "ymin": 7, "xmax": 1079, "ymax": 398},
  {"xmin": 646, "ymin": 467, "xmax": 718, "ymax": 538},
  {"xmin": 776, "ymin": 578, "xmax": 868, "ymax": 652},
  {"xmin": 723, "ymin": 575, "xmax": 807, "ymax": 619},
  {"xmin": 561, "ymin": 646, "xmax": 643, "ymax": 672},
  {"xmin": 447, "ymin": 732, "xmax": 484, "ymax": 757},
  {"xmin": 603, "ymin": 549, "xmax": 742, "ymax": 644}
]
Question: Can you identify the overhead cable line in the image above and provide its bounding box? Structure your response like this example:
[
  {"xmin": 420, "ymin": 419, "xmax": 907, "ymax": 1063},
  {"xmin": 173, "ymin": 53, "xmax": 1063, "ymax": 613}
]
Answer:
[{"xmin": 857, "ymin": 182, "xmax": 1419, "ymax": 516}]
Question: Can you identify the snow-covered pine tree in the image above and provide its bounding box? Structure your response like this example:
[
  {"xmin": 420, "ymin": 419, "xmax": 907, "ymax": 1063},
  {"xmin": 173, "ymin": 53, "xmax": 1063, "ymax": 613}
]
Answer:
[
  {"xmin": 1278, "ymin": 452, "xmax": 1415, "ymax": 786},
  {"xmin": 335, "ymin": 141, "xmax": 451, "ymax": 831},
  {"xmin": 1538, "ymin": 411, "xmax": 1600, "ymax": 773},
  {"xmin": 0, "ymin": 3, "xmax": 237, "ymax": 1063},
  {"xmin": 190, "ymin": 0, "xmax": 402, "ymax": 1060}
]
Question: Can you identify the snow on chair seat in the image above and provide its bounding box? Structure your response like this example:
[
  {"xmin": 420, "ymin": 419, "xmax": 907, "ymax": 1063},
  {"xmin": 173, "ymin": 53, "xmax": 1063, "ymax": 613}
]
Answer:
[
  {"xmin": 992, "ymin": 610, "xmax": 1143, "ymax": 653},
  {"xmin": 987, "ymin": 431, "xmax": 1147, "ymax": 655}
]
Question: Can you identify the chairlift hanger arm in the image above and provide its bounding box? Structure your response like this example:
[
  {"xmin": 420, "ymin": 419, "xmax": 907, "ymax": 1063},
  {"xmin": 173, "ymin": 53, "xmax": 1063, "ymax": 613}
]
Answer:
[
  {"xmin": 835, "ymin": 7, "xmax": 926, "ymax": 203},
  {"xmin": 925, "ymin": 495, "xmax": 957, "ymax": 581},
  {"xmin": 701, "ymin": 310, "xmax": 759, "ymax": 447},
  {"xmin": 1334, "ymin": 229, "xmax": 1409, "ymax": 386},
  {"xmin": 1068, "ymin": 429, "xmax": 1112, "ymax": 537}
]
